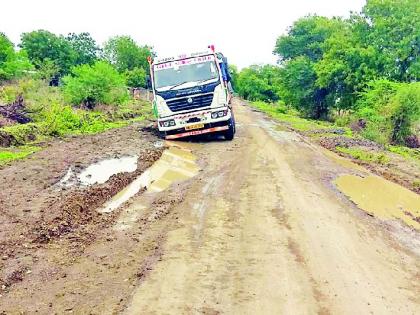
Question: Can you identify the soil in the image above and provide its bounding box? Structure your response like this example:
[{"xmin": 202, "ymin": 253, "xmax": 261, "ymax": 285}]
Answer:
[{"xmin": 0, "ymin": 100, "xmax": 419, "ymax": 314}]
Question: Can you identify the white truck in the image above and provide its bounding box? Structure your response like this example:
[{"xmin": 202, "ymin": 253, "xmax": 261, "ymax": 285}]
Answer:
[{"xmin": 148, "ymin": 47, "xmax": 235, "ymax": 140}]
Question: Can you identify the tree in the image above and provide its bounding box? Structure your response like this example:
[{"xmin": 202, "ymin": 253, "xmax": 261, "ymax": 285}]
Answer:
[
  {"xmin": 278, "ymin": 57, "xmax": 328, "ymax": 118},
  {"xmin": 0, "ymin": 33, "xmax": 33, "ymax": 82},
  {"xmin": 274, "ymin": 15, "xmax": 344, "ymax": 63},
  {"xmin": 361, "ymin": 0, "xmax": 420, "ymax": 81},
  {"xmin": 125, "ymin": 67, "xmax": 147, "ymax": 88},
  {"xmin": 314, "ymin": 22, "xmax": 380, "ymax": 112},
  {"xmin": 20, "ymin": 30, "xmax": 77, "ymax": 82},
  {"xmin": 66, "ymin": 32, "xmax": 99, "ymax": 65},
  {"xmin": 236, "ymin": 65, "xmax": 281, "ymax": 102},
  {"xmin": 273, "ymin": 16, "xmax": 344, "ymax": 117},
  {"xmin": 103, "ymin": 36, "xmax": 152, "ymax": 73},
  {"xmin": 62, "ymin": 61, "xmax": 128, "ymax": 107}
]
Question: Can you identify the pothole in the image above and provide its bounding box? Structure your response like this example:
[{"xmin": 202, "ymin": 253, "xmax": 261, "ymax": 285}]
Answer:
[
  {"xmin": 335, "ymin": 174, "xmax": 420, "ymax": 229},
  {"xmin": 58, "ymin": 155, "xmax": 138, "ymax": 188},
  {"xmin": 99, "ymin": 146, "xmax": 200, "ymax": 213}
]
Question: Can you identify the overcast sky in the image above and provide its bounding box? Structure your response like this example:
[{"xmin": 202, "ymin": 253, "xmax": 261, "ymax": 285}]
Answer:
[{"xmin": 1, "ymin": 0, "xmax": 365, "ymax": 69}]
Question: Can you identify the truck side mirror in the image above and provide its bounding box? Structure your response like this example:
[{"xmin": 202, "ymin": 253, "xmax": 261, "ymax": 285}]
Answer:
[{"xmin": 146, "ymin": 75, "xmax": 152, "ymax": 90}]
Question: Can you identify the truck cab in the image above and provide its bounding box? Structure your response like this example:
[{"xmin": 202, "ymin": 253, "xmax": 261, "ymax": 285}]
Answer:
[{"xmin": 149, "ymin": 48, "xmax": 235, "ymax": 140}]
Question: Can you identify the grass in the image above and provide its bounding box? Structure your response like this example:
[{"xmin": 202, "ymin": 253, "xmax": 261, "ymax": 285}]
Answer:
[
  {"xmin": 250, "ymin": 101, "xmax": 353, "ymax": 135},
  {"xmin": 387, "ymin": 145, "xmax": 420, "ymax": 162},
  {"xmin": 0, "ymin": 146, "xmax": 41, "ymax": 166},
  {"xmin": 336, "ymin": 146, "xmax": 390, "ymax": 164}
]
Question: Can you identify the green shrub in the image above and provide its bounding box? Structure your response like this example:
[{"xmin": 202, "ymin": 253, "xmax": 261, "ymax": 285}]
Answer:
[
  {"xmin": 390, "ymin": 83, "xmax": 420, "ymax": 145},
  {"xmin": 2, "ymin": 123, "xmax": 41, "ymax": 145},
  {"xmin": 125, "ymin": 67, "xmax": 146, "ymax": 88},
  {"xmin": 0, "ymin": 146, "xmax": 41, "ymax": 166},
  {"xmin": 356, "ymin": 80, "xmax": 420, "ymax": 146},
  {"xmin": 336, "ymin": 146, "xmax": 390, "ymax": 164},
  {"xmin": 38, "ymin": 103, "xmax": 125, "ymax": 136},
  {"xmin": 0, "ymin": 33, "xmax": 33, "ymax": 82},
  {"xmin": 62, "ymin": 61, "xmax": 128, "ymax": 107}
]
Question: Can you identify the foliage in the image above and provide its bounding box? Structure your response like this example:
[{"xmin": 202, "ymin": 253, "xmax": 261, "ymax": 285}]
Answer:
[
  {"xmin": 336, "ymin": 146, "xmax": 390, "ymax": 164},
  {"xmin": 356, "ymin": 80, "xmax": 420, "ymax": 146},
  {"xmin": 388, "ymin": 145, "xmax": 420, "ymax": 161},
  {"xmin": 62, "ymin": 61, "xmax": 128, "ymax": 107},
  {"xmin": 274, "ymin": 15, "xmax": 344, "ymax": 62},
  {"xmin": 0, "ymin": 146, "xmax": 41, "ymax": 166},
  {"xmin": 39, "ymin": 102, "xmax": 125, "ymax": 136},
  {"xmin": 361, "ymin": 0, "xmax": 420, "ymax": 81},
  {"xmin": 20, "ymin": 30, "xmax": 77, "ymax": 81},
  {"xmin": 389, "ymin": 83, "xmax": 420, "ymax": 144},
  {"xmin": 236, "ymin": 65, "xmax": 281, "ymax": 102},
  {"xmin": 125, "ymin": 67, "xmax": 147, "ymax": 88},
  {"xmin": 249, "ymin": 100, "xmax": 333, "ymax": 131},
  {"xmin": 0, "ymin": 33, "xmax": 33, "ymax": 82},
  {"xmin": 103, "ymin": 36, "xmax": 152, "ymax": 73},
  {"xmin": 66, "ymin": 32, "xmax": 99, "ymax": 65}
]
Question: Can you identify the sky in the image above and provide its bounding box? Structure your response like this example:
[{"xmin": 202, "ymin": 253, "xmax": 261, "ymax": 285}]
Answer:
[{"xmin": 1, "ymin": 0, "xmax": 366, "ymax": 69}]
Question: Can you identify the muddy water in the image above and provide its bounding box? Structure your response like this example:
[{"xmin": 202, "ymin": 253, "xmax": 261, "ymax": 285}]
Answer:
[
  {"xmin": 58, "ymin": 155, "xmax": 138, "ymax": 187},
  {"xmin": 335, "ymin": 174, "xmax": 420, "ymax": 229},
  {"xmin": 100, "ymin": 146, "xmax": 199, "ymax": 213}
]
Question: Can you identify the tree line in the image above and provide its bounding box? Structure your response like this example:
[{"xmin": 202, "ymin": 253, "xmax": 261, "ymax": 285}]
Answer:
[
  {"xmin": 234, "ymin": 0, "xmax": 419, "ymax": 147},
  {"xmin": 0, "ymin": 30, "xmax": 152, "ymax": 106}
]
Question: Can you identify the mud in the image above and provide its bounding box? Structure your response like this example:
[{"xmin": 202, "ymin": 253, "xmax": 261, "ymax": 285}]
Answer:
[
  {"xmin": 58, "ymin": 155, "xmax": 139, "ymax": 187},
  {"xmin": 0, "ymin": 122, "xmax": 163, "ymax": 297},
  {"xmin": 335, "ymin": 174, "xmax": 420, "ymax": 229},
  {"xmin": 101, "ymin": 145, "xmax": 199, "ymax": 213},
  {"xmin": 1, "ymin": 100, "xmax": 419, "ymax": 314}
]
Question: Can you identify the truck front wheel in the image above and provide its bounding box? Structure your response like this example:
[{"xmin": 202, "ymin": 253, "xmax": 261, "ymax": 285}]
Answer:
[{"xmin": 224, "ymin": 117, "xmax": 235, "ymax": 141}]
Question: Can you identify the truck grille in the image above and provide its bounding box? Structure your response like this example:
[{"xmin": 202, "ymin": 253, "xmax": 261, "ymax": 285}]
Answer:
[{"xmin": 166, "ymin": 93, "xmax": 214, "ymax": 112}]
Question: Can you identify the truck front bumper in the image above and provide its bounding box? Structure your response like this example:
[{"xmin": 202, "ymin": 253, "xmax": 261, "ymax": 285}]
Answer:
[{"xmin": 165, "ymin": 120, "xmax": 230, "ymax": 139}]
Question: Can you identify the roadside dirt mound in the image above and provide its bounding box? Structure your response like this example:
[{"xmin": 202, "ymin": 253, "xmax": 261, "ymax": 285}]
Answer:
[
  {"xmin": 0, "ymin": 94, "xmax": 31, "ymax": 124},
  {"xmin": 0, "ymin": 130, "xmax": 15, "ymax": 146},
  {"xmin": 319, "ymin": 135, "xmax": 383, "ymax": 150}
]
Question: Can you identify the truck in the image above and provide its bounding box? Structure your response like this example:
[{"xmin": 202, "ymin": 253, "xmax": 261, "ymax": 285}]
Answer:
[{"xmin": 148, "ymin": 46, "xmax": 236, "ymax": 140}]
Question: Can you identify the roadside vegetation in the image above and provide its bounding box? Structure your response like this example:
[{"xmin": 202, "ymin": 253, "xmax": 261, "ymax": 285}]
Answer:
[
  {"xmin": 0, "ymin": 31, "xmax": 153, "ymax": 165},
  {"xmin": 233, "ymin": 0, "xmax": 419, "ymax": 191},
  {"xmin": 234, "ymin": 0, "xmax": 419, "ymax": 150}
]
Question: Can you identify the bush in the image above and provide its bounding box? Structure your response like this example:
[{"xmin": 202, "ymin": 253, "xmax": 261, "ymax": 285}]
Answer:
[
  {"xmin": 62, "ymin": 61, "xmax": 128, "ymax": 107},
  {"xmin": 390, "ymin": 83, "xmax": 420, "ymax": 145},
  {"xmin": 355, "ymin": 80, "xmax": 420, "ymax": 146},
  {"xmin": 0, "ymin": 33, "xmax": 33, "ymax": 82},
  {"xmin": 39, "ymin": 103, "xmax": 124, "ymax": 136},
  {"xmin": 125, "ymin": 67, "xmax": 146, "ymax": 88}
]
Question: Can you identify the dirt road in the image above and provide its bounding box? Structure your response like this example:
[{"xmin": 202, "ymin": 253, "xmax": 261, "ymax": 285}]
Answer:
[{"xmin": 1, "ymin": 99, "xmax": 419, "ymax": 314}]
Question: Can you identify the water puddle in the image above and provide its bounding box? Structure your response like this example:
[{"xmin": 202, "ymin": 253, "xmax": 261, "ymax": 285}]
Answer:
[
  {"xmin": 335, "ymin": 174, "xmax": 420, "ymax": 229},
  {"xmin": 58, "ymin": 155, "xmax": 138, "ymax": 187},
  {"xmin": 100, "ymin": 146, "xmax": 200, "ymax": 213}
]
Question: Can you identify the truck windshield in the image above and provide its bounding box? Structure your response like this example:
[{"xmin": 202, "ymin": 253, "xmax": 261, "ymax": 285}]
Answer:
[{"xmin": 154, "ymin": 58, "xmax": 219, "ymax": 90}]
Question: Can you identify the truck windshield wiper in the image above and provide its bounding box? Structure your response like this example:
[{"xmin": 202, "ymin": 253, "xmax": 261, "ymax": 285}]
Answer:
[
  {"xmin": 196, "ymin": 78, "xmax": 216, "ymax": 85},
  {"xmin": 168, "ymin": 81, "xmax": 189, "ymax": 90}
]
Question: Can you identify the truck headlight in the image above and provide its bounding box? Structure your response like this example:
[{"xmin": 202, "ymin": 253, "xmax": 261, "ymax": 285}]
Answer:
[
  {"xmin": 156, "ymin": 95, "xmax": 171, "ymax": 116},
  {"xmin": 211, "ymin": 84, "xmax": 227, "ymax": 106},
  {"xmin": 159, "ymin": 119, "xmax": 175, "ymax": 127},
  {"xmin": 211, "ymin": 110, "xmax": 228, "ymax": 119}
]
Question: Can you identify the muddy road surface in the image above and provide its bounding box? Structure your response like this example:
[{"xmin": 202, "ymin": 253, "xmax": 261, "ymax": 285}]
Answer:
[{"xmin": 1, "ymin": 99, "xmax": 419, "ymax": 314}]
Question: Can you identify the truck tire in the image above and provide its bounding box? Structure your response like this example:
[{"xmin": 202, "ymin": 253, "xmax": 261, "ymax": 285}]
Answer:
[
  {"xmin": 224, "ymin": 117, "xmax": 235, "ymax": 141},
  {"xmin": 158, "ymin": 131, "xmax": 166, "ymax": 139}
]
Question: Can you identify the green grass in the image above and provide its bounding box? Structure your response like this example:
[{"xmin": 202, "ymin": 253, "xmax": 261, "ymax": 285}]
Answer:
[
  {"xmin": 387, "ymin": 145, "xmax": 420, "ymax": 162},
  {"xmin": 0, "ymin": 146, "xmax": 41, "ymax": 166},
  {"xmin": 336, "ymin": 146, "xmax": 390, "ymax": 164},
  {"xmin": 250, "ymin": 101, "xmax": 353, "ymax": 135}
]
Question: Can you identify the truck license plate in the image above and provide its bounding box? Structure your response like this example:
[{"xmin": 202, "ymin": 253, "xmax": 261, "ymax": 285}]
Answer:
[{"xmin": 185, "ymin": 123, "xmax": 204, "ymax": 131}]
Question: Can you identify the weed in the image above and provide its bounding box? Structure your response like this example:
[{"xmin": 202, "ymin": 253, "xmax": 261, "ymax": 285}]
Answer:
[{"xmin": 336, "ymin": 147, "xmax": 390, "ymax": 164}]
